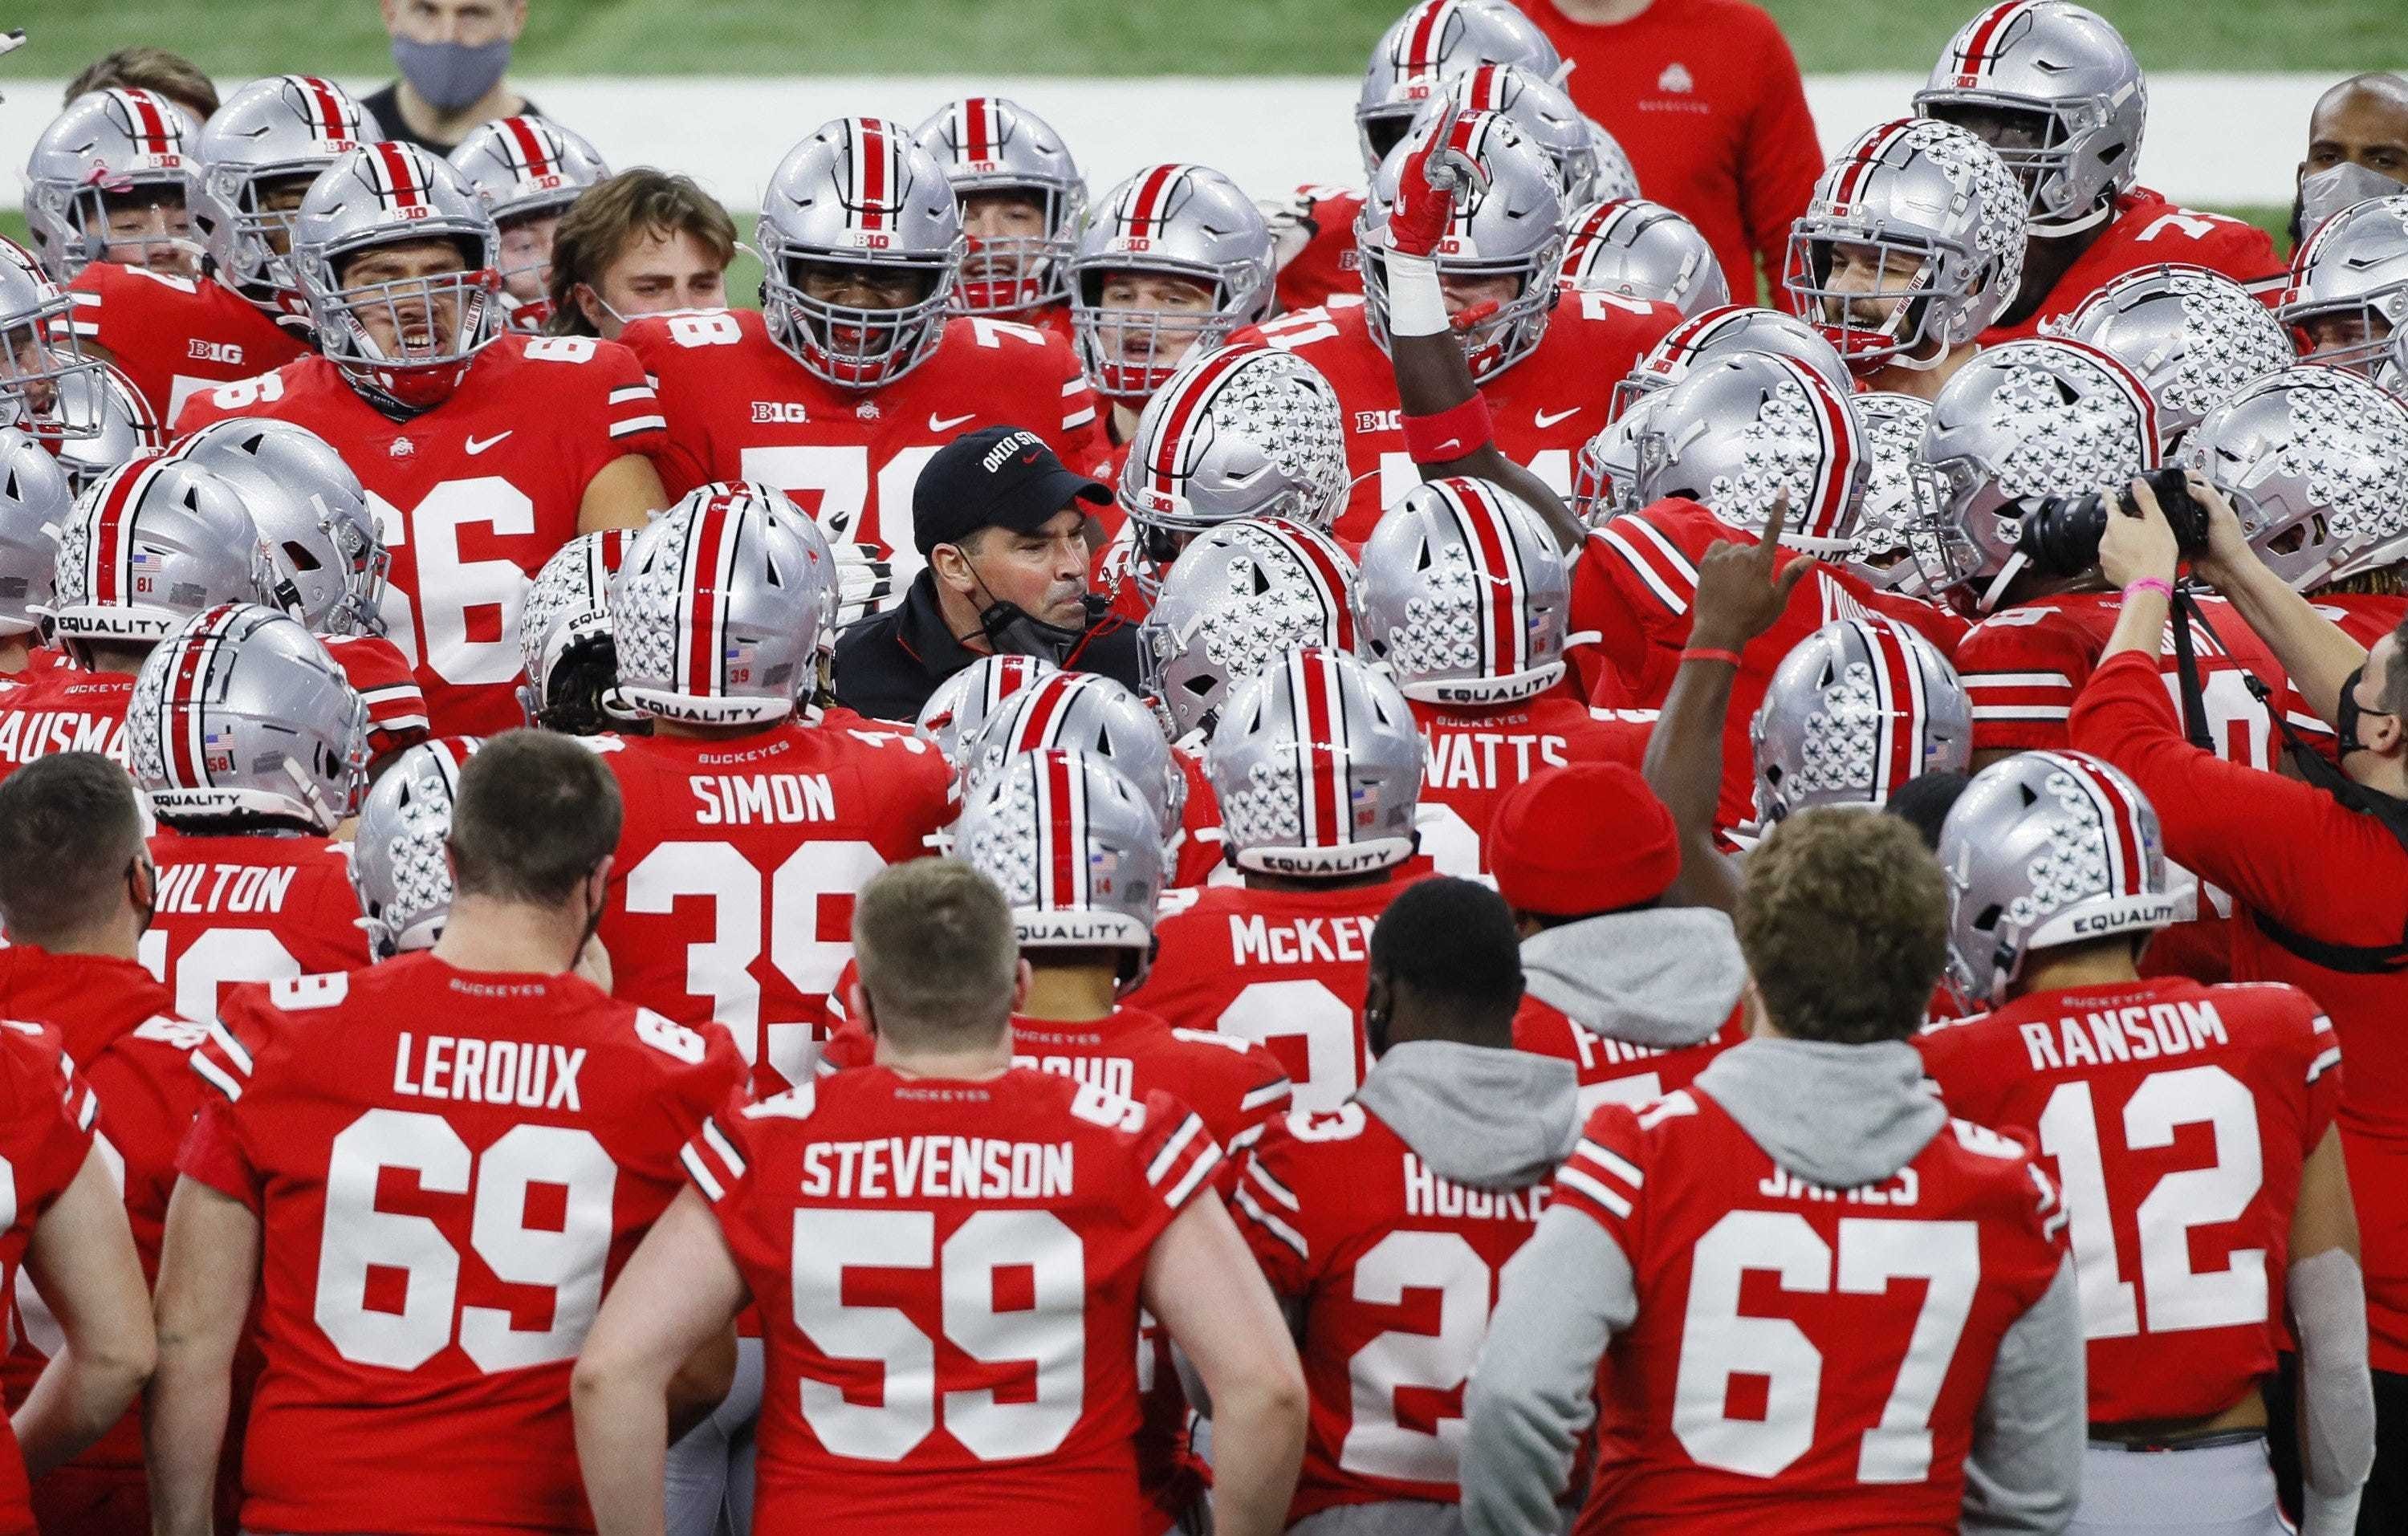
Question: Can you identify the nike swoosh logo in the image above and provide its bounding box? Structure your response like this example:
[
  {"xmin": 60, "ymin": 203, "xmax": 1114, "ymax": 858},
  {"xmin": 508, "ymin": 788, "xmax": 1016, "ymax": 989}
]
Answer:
[
  {"xmin": 464, "ymin": 431, "xmax": 513, "ymax": 455},
  {"xmin": 1533, "ymin": 407, "xmax": 1582, "ymax": 429},
  {"xmin": 928, "ymin": 412, "xmax": 977, "ymax": 433}
]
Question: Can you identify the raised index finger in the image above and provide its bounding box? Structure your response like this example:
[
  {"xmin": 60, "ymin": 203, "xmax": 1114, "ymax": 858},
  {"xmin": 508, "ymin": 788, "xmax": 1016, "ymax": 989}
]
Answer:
[{"xmin": 1756, "ymin": 488, "xmax": 1792, "ymax": 565}]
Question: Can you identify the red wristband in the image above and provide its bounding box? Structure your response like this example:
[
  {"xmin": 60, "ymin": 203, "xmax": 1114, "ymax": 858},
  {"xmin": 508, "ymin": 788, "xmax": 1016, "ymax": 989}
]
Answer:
[
  {"xmin": 1679, "ymin": 646, "xmax": 1743, "ymax": 668},
  {"xmin": 1400, "ymin": 395, "xmax": 1493, "ymax": 465}
]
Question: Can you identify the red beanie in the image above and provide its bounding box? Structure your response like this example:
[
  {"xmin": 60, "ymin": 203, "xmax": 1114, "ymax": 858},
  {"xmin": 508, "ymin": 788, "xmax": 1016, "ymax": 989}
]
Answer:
[{"xmin": 1489, "ymin": 762, "xmax": 1681, "ymax": 918}]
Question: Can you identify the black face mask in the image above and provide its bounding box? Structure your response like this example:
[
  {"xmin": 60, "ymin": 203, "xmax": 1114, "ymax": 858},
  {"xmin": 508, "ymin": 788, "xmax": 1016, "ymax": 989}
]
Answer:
[
  {"xmin": 977, "ymin": 592, "xmax": 1101, "ymax": 663},
  {"xmin": 2337, "ymin": 662, "xmax": 2396, "ymax": 761}
]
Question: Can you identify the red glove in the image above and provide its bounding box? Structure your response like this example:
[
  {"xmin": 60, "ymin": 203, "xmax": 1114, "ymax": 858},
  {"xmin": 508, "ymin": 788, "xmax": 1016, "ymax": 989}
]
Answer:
[{"xmin": 1385, "ymin": 102, "xmax": 1491, "ymax": 259}]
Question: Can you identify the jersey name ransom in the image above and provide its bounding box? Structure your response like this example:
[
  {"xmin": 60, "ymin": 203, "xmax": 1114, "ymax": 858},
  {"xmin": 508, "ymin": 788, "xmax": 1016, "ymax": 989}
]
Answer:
[
  {"xmin": 799, "ymin": 1135, "xmax": 1079, "ymax": 1200},
  {"xmin": 2013, "ymin": 998, "xmax": 2232, "ymax": 1073}
]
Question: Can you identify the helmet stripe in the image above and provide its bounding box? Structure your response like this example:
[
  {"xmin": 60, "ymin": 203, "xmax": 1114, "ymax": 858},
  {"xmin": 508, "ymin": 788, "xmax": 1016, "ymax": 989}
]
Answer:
[
  {"xmin": 1789, "ymin": 361, "xmax": 1861, "ymax": 542},
  {"xmin": 161, "ymin": 605, "xmax": 245, "ymax": 790},
  {"xmin": 1830, "ymin": 120, "xmax": 1915, "ymax": 212},
  {"xmin": 1040, "ymin": 750, "xmax": 1085, "ymax": 911},
  {"xmin": 369, "ymin": 142, "xmax": 426, "ymax": 209},
  {"xmin": 1441, "ymin": 479, "xmax": 1526, "ymax": 681},
  {"xmin": 501, "ymin": 117, "xmax": 555, "ymax": 181},
  {"xmin": 962, "ymin": 96, "xmax": 995, "ymax": 163},
  {"xmin": 854, "ymin": 119, "xmax": 892, "ymax": 231},
  {"xmin": 1401, "ymin": 0, "xmax": 1460, "ymax": 71},
  {"xmin": 296, "ymin": 77, "xmax": 350, "ymax": 140},
  {"xmin": 1123, "ymin": 163, "xmax": 1186, "ymax": 238},
  {"xmin": 1293, "ymin": 652, "xmax": 1344, "ymax": 848},
  {"xmin": 1465, "ymin": 64, "xmax": 1506, "ymax": 111},
  {"xmin": 2044, "ymin": 751, "xmax": 2146, "ymax": 898},
  {"xmin": 1147, "ymin": 344, "xmax": 1256, "ymax": 502},
  {"xmin": 116, "ymin": 89, "xmax": 177, "ymax": 156},
  {"xmin": 1010, "ymin": 673, "xmax": 1078, "ymax": 754},
  {"xmin": 89, "ymin": 457, "xmax": 164, "ymax": 607},
  {"xmin": 677, "ymin": 493, "xmax": 743, "ymax": 701},
  {"xmin": 1954, "ymin": 1, "xmax": 2036, "ymax": 83},
  {"xmin": 1271, "ymin": 522, "xmax": 1358, "ymax": 652},
  {"xmin": 1857, "ymin": 619, "xmax": 1923, "ymax": 801},
  {"xmin": 2046, "ymin": 338, "xmax": 2163, "ymax": 468}
]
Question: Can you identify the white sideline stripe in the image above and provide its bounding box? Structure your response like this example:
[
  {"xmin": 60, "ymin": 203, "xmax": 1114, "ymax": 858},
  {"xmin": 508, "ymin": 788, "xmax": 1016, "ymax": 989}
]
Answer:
[{"xmin": 0, "ymin": 73, "xmax": 2325, "ymax": 213}]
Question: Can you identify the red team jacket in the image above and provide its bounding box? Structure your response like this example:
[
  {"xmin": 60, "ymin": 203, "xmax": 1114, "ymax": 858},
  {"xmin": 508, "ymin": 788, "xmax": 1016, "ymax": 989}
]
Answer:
[
  {"xmin": 1919, "ymin": 977, "xmax": 2338, "ymax": 1423},
  {"xmin": 178, "ymin": 957, "xmax": 745, "ymax": 1535}
]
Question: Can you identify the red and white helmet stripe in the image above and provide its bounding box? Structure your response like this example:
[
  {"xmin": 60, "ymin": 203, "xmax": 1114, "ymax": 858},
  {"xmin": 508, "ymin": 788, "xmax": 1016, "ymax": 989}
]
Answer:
[
  {"xmin": 2045, "ymin": 335, "xmax": 2165, "ymax": 469},
  {"xmin": 108, "ymin": 88, "xmax": 189, "ymax": 160},
  {"xmin": 1397, "ymin": 0, "xmax": 1474, "ymax": 72},
  {"xmin": 152, "ymin": 603, "xmax": 250, "ymax": 794},
  {"xmin": 1117, "ymin": 163, "xmax": 1199, "ymax": 240},
  {"xmin": 1260, "ymin": 518, "xmax": 1360, "ymax": 652},
  {"xmin": 1949, "ymin": 1, "xmax": 2044, "ymax": 86},
  {"xmin": 952, "ymin": 96, "xmax": 1005, "ymax": 166},
  {"xmin": 1033, "ymin": 748, "xmax": 1092, "ymax": 912},
  {"xmin": 1778, "ymin": 355, "xmax": 1865, "ymax": 546},
  {"xmin": 1144, "ymin": 342, "xmax": 1259, "ymax": 504},
  {"xmin": 1429, "ymin": 477, "xmax": 1534, "ymax": 681},
  {"xmin": 364, "ymin": 141, "xmax": 432, "ymax": 211},
  {"xmin": 497, "ymin": 117, "xmax": 561, "ymax": 181},
  {"xmin": 844, "ymin": 116, "xmax": 912, "ymax": 231},
  {"xmin": 1828, "ymin": 119, "xmax": 1921, "ymax": 216},
  {"xmin": 1286, "ymin": 648, "xmax": 1354, "ymax": 851},
  {"xmin": 85, "ymin": 456, "xmax": 169, "ymax": 608},
  {"xmin": 2036, "ymin": 749, "xmax": 2150, "ymax": 900},
  {"xmin": 290, "ymin": 76, "xmax": 364, "ymax": 144},
  {"xmin": 672, "ymin": 489, "xmax": 748, "ymax": 703},
  {"xmin": 1853, "ymin": 617, "xmax": 1930, "ymax": 803}
]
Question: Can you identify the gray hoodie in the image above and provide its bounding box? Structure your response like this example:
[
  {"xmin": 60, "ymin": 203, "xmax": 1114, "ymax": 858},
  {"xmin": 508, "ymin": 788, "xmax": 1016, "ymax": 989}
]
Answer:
[
  {"xmin": 1461, "ymin": 1038, "xmax": 2085, "ymax": 1536},
  {"xmin": 1355, "ymin": 1038, "xmax": 1581, "ymax": 1189},
  {"xmin": 1519, "ymin": 907, "xmax": 1746, "ymax": 1052}
]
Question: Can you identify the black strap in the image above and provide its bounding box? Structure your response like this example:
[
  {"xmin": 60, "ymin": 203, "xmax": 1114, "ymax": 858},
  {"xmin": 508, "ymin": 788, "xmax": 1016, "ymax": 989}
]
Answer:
[{"xmin": 2167, "ymin": 591, "xmax": 2215, "ymax": 752}]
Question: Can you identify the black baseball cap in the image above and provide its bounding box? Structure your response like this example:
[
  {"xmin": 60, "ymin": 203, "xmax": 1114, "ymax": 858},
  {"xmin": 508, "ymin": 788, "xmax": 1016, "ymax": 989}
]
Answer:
[{"xmin": 912, "ymin": 425, "xmax": 1111, "ymax": 558}]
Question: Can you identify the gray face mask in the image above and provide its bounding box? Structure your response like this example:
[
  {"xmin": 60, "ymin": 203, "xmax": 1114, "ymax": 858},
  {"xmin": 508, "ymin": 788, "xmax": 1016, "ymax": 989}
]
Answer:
[
  {"xmin": 2297, "ymin": 161, "xmax": 2408, "ymax": 243},
  {"xmin": 393, "ymin": 35, "xmax": 513, "ymax": 113}
]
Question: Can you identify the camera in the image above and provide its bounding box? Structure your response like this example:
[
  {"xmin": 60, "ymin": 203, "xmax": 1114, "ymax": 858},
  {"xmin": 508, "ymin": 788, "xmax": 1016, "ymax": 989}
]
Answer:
[{"xmin": 2011, "ymin": 467, "xmax": 2211, "ymax": 578}]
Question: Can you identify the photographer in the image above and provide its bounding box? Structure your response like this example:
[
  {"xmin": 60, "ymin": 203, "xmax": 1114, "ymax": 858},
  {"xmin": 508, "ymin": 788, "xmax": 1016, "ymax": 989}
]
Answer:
[{"xmin": 2075, "ymin": 472, "xmax": 2408, "ymax": 1530}]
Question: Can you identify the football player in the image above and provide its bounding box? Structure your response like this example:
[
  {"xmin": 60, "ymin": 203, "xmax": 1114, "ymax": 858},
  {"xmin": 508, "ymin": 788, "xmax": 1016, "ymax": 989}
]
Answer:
[
  {"xmin": 1126, "ymin": 649, "xmax": 1430, "ymax": 1111},
  {"xmin": 0, "ymin": 457, "xmax": 271, "ymax": 789},
  {"xmin": 2276, "ymin": 192, "xmax": 2408, "ymax": 376},
  {"xmin": 594, "ymin": 484, "xmax": 952, "ymax": 1096},
  {"xmin": 573, "ymin": 859, "xmax": 1309, "ymax": 1536},
  {"xmin": 1919, "ymin": 750, "xmax": 2373, "ymax": 1532},
  {"xmin": 1237, "ymin": 108, "xmax": 1679, "ymax": 540},
  {"xmin": 147, "ymin": 730, "xmax": 746, "ymax": 1536},
  {"xmin": 0, "ymin": 239, "xmax": 112, "ymax": 447},
  {"xmin": 173, "ymin": 141, "xmax": 672, "ymax": 737},
  {"xmin": 1914, "ymin": 1, "xmax": 2282, "ymax": 340},
  {"xmin": 68, "ymin": 76, "xmax": 374, "ymax": 427},
  {"xmin": 624, "ymin": 117, "xmax": 1109, "ymax": 601},
  {"xmin": 1465, "ymin": 809, "xmax": 2084, "ymax": 1533},
  {"xmin": 1489, "ymin": 764, "xmax": 1747, "ymax": 1111},
  {"xmin": 0, "ymin": 428, "xmax": 75, "ymax": 677},
  {"xmin": 914, "ymin": 97, "xmax": 1086, "ymax": 340},
  {"xmin": 1357, "ymin": 476, "xmax": 1652, "ymax": 876},
  {"xmin": 516, "ymin": 530, "xmax": 641, "ymax": 735},
  {"xmin": 24, "ymin": 88, "xmax": 204, "ymax": 281},
  {"xmin": 351, "ymin": 737, "xmax": 478, "ymax": 961},
  {"xmin": 1784, "ymin": 119, "xmax": 2027, "ymax": 400},
  {"xmin": 1269, "ymin": 0, "xmax": 1560, "ymax": 314},
  {"xmin": 0, "ymin": 751, "xmax": 209, "ymax": 1536},
  {"xmin": 1558, "ymin": 197, "xmax": 1731, "ymax": 319},
  {"xmin": 127, "ymin": 606, "xmax": 372, "ymax": 1026},
  {"xmin": 2054, "ymin": 265, "xmax": 2296, "ymax": 454},
  {"xmin": 1231, "ymin": 876, "xmax": 1576, "ymax": 1530},
  {"xmin": 1139, "ymin": 517, "xmax": 1361, "ymax": 747},
  {"xmin": 449, "ymin": 116, "xmax": 611, "ymax": 332}
]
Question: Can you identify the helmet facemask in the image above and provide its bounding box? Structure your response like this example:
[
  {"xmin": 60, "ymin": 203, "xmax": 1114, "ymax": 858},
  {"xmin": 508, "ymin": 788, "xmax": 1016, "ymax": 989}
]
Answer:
[
  {"xmin": 311, "ymin": 234, "xmax": 502, "ymax": 413},
  {"xmin": 763, "ymin": 248, "xmax": 958, "ymax": 391},
  {"xmin": 954, "ymin": 185, "xmax": 1082, "ymax": 315},
  {"xmin": 197, "ymin": 165, "xmax": 330, "ymax": 320},
  {"xmin": 0, "ymin": 299, "xmax": 111, "ymax": 443},
  {"xmin": 1789, "ymin": 231, "xmax": 1957, "ymax": 367},
  {"xmin": 1072, "ymin": 264, "xmax": 1247, "ymax": 404}
]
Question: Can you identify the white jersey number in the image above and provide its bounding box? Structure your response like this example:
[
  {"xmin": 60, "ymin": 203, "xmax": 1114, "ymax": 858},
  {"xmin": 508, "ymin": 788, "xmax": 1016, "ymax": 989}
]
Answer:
[
  {"xmin": 140, "ymin": 926, "xmax": 302, "ymax": 1027},
  {"xmin": 738, "ymin": 444, "xmax": 945, "ymax": 596},
  {"xmin": 370, "ymin": 477, "xmax": 540, "ymax": 686},
  {"xmin": 1340, "ymin": 1230, "xmax": 1493, "ymax": 1483},
  {"xmin": 1214, "ymin": 979, "xmax": 1361, "ymax": 1113}
]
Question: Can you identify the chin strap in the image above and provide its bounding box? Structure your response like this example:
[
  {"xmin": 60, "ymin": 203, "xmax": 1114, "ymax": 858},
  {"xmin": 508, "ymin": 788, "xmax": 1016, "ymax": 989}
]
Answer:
[{"xmin": 2024, "ymin": 198, "xmax": 2117, "ymax": 239}]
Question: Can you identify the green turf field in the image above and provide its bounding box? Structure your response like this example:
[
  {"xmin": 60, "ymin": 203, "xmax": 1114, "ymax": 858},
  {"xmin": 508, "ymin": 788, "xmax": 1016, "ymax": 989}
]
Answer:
[{"xmin": 0, "ymin": 0, "xmax": 2396, "ymax": 83}]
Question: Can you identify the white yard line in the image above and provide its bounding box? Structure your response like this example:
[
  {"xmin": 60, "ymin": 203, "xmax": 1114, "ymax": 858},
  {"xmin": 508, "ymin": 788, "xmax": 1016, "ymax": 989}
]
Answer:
[{"xmin": 0, "ymin": 71, "xmax": 2329, "ymax": 211}]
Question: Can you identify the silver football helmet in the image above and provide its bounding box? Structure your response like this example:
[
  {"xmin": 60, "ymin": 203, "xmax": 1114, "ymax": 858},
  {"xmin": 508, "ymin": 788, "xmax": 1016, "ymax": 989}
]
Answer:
[
  {"xmin": 127, "ymin": 602, "xmax": 368, "ymax": 832},
  {"xmin": 1786, "ymin": 118, "xmax": 2028, "ymax": 368},
  {"xmin": 1358, "ymin": 109, "xmax": 1565, "ymax": 382},
  {"xmin": 518, "ymin": 528, "xmax": 641, "ymax": 733},
  {"xmin": 1752, "ymin": 617, "xmax": 1971, "ymax": 824},
  {"xmin": 612, "ymin": 482, "xmax": 838, "ymax": 726},
  {"xmin": 47, "ymin": 457, "xmax": 273, "ymax": 651},
  {"xmin": 1115, "ymin": 343, "xmax": 1350, "ymax": 594},
  {"xmin": 192, "ymin": 75, "xmax": 381, "ymax": 320},
  {"xmin": 1911, "ymin": 338, "xmax": 2162, "ymax": 612},
  {"xmin": 1560, "ymin": 198, "xmax": 1730, "ymax": 319},
  {"xmin": 0, "ymin": 238, "xmax": 110, "ymax": 441},
  {"xmin": 957, "ymin": 746, "xmax": 1166, "ymax": 968},
  {"xmin": 23, "ymin": 89, "xmax": 204, "ymax": 279},
  {"xmin": 1140, "ymin": 518, "xmax": 1360, "ymax": 741},
  {"xmin": 352, "ymin": 735, "xmax": 480, "ymax": 960},
  {"xmin": 0, "ymin": 428, "xmax": 72, "ymax": 637},
  {"xmin": 2052, "ymin": 264, "xmax": 2296, "ymax": 448},
  {"xmin": 1609, "ymin": 303, "xmax": 1852, "ymax": 421},
  {"xmin": 758, "ymin": 116, "xmax": 963, "ymax": 390},
  {"xmin": 172, "ymin": 418, "xmax": 387, "ymax": 636},
  {"xmin": 914, "ymin": 97, "xmax": 1087, "ymax": 316},
  {"xmin": 2178, "ymin": 365, "xmax": 2408, "ymax": 592},
  {"xmin": 1844, "ymin": 392, "xmax": 1938, "ymax": 595},
  {"xmin": 449, "ymin": 116, "xmax": 610, "ymax": 332},
  {"xmin": 1630, "ymin": 351, "xmax": 1870, "ymax": 553},
  {"xmin": 50, "ymin": 364, "xmax": 167, "ymax": 496},
  {"xmin": 1938, "ymin": 749, "xmax": 2190, "ymax": 1006},
  {"xmin": 2276, "ymin": 193, "xmax": 2408, "ymax": 376},
  {"xmin": 965, "ymin": 670, "xmax": 1187, "ymax": 843},
  {"xmin": 1359, "ymin": 477, "xmax": 1569, "ymax": 705},
  {"xmin": 915, "ymin": 652, "xmax": 1060, "ymax": 772},
  {"xmin": 1914, "ymin": 2, "xmax": 2148, "ymax": 233},
  {"xmin": 1207, "ymin": 647, "xmax": 1424, "ymax": 878},
  {"xmin": 1426, "ymin": 64, "xmax": 1625, "ymax": 205},
  {"xmin": 1571, "ymin": 389, "xmax": 1662, "ymax": 525},
  {"xmin": 1068, "ymin": 163, "xmax": 1275, "ymax": 403},
  {"xmin": 292, "ymin": 143, "xmax": 503, "ymax": 414},
  {"xmin": 1357, "ymin": 0, "xmax": 1561, "ymax": 173}
]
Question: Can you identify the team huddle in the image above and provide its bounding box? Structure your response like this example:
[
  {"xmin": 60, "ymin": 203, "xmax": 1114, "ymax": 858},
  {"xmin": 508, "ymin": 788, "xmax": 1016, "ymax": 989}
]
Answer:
[{"xmin": 0, "ymin": 0, "xmax": 2400, "ymax": 1531}]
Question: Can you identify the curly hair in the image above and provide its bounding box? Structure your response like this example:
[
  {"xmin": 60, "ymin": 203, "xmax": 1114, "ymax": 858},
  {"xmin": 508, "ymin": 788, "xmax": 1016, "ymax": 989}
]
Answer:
[{"xmin": 1737, "ymin": 807, "xmax": 1949, "ymax": 1046}]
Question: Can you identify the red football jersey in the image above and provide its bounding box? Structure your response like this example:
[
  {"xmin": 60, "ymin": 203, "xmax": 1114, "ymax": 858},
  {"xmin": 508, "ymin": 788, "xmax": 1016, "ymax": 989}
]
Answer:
[
  {"xmin": 1917, "ymin": 977, "xmax": 2336, "ymax": 1424},
  {"xmin": 0, "ymin": 1021, "xmax": 100, "ymax": 1536},
  {"xmin": 1230, "ymin": 292, "xmax": 1682, "ymax": 542},
  {"xmin": 1231, "ymin": 1099, "xmax": 1549, "ymax": 1522},
  {"xmin": 139, "ymin": 830, "xmax": 368, "ymax": 1026},
  {"xmin": 323, "ymin": 631, "xmax": 430, "ymax": 760},
  {"xmin": 1272, "ymin": 185, "xmax": 1369, "ymax": 315},
  {"xmin": 1979, "ymin": 189, "xmax": 2285, "ymax": 345},
  {"xmin": 177, "ymin": 955, "xmax": 745, "ymax": 1536},
  {"xmin": 173, "ymin": 331, "xmax": 669, "ymax": 737},
  {"xmin": 0, "ymin": 664, "xmax": 133, "ymax": 789},
  {"xmin": 1556, "ymin": 1089, "xmax": 2066, "ymax": 1533},
  {"xmin": 620, "ymin": 308, "xmax": 1113, "ymax": 591},
  {"xmin": 62, "ymin": 263, "xmax": 308, "ymax": 425},
  {"xmin": 1410, "ymin": 692, "xmax": 1649, "ymax": 878},
  {"xmin": 1511, "ymin": 997, "xmax": 1743, "ymax": 1115},
  {"xmin": 592, "ymin": 721, "xmax": 953, "ymax": 1095},
  {"xmin": 682, "ymin": 1065, "xmax": 1223, "ymax": 1536},
  {"xmin": 1125, "ymin": 867, "xmax": 1433, "ymax": 1113},
  {"xmin": 1571, "ymin": 499, "xmax": 1966, "ymax": 828}
]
